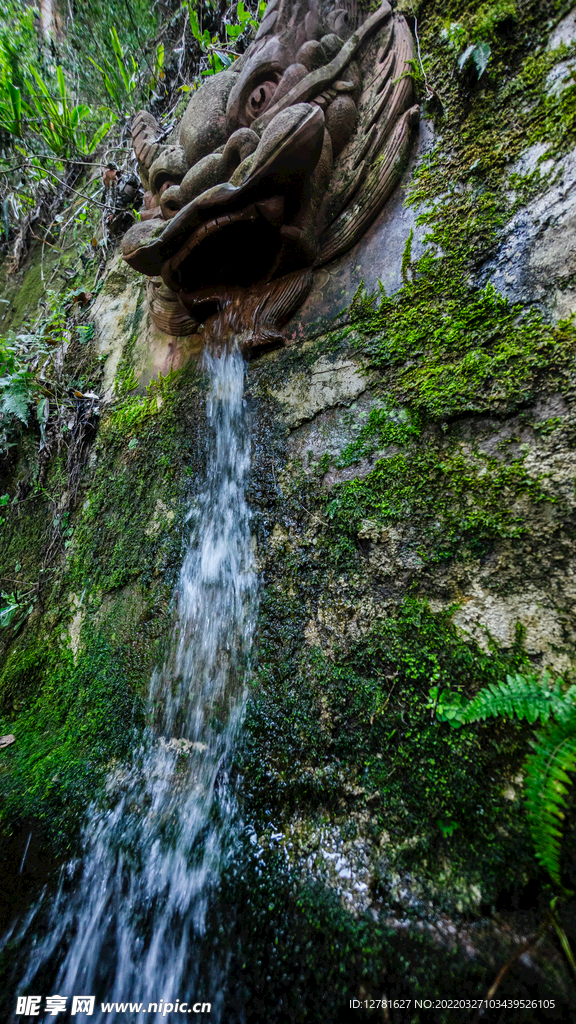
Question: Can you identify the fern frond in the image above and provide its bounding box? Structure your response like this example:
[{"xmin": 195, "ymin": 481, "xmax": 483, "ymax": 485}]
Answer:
[
  {"xmin": 434, "ymin": 670, "xmax": 576, "ymax": 886},
  {"xmin": 461, "ymin": 673, "xmax": 576, "ymax": 726},
  {"xmin": 524, "ymin": 714, "xmax": 576, "ymax": 886}
]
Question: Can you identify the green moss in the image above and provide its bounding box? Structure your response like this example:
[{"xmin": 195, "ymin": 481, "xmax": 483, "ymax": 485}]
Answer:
[
  {"xmin": 417, "ymin": 2, "xmax": 576, "ymax": 170},
  {"xmin": 67, "ymin": 412, "xmax": 187, "ymax": 593},
  {"xmin": 0, "ymin": 628, "xmax": 144, "ymax": 850},
  {"xmin": 338, "ymin": 0, "xmax": 576, "ymax": 423},
  {"xmin": 325, "ymin": 427, "xmax": 550, "ymax": 563},
  {"xmin": 335, "ymin": 405, "xmax": 422, "ymax": 466},
  {"xmin": 103, "ymin": 267, "xmax": 137, "ymax": 300},
  {"xmin": 349, "ymin": 275, "xmax": 576, "ymax": 420},
  {"xmin": 244, "ymin": 599, "xmax": 532, "ymax": 908},
  {"xmin": 2, "ymin": 260, "xmax": 48, "ymax": 328},
  {"xmin": 0, "ymin": 480, "xmax": 49, "ymax": 584}
]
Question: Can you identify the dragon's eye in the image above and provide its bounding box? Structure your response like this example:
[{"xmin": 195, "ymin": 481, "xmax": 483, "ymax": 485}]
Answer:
[{"xmin": 245, "ymin": 79, "xmax": 278, "ymax": 122}]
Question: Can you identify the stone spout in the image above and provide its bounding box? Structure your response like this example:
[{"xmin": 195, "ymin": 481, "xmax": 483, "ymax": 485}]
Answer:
[{"xmin": 121, "ymin": 0, "xmax": 419, "ymax": 350}]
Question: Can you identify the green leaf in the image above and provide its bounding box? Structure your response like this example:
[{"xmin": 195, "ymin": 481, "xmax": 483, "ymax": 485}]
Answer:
[
  {"xmin": 87, "ymin": 56, "xmax": 108, "ymax": 76},
  {"xmin": 8, "ymin": 82, "xmax": 22, "ymax": 134},
  {"xmin": 37, "ymin": 396, "xmax": 49, "ymax": 450},
  {"xmin": 189, "ymin": 8, "xmax": 202, "ymax": 43},
  {"xmin": 214, "ymin": 51, "xmax": 231, "ymax": 69},
  {"xmin": 1, "ymin": 387, "xmax": 31, "ymax": 424},
  {"xmin": 472, "ymin": 41, "xmax": 491, "ymax": 78},
  {"xmin": 110, "ymin": 26, "xmax": 131, "ymax": 94},
  {"xmin": 104, "ymin": 73, "xmax": 121, "ymax": 107},
  {"xmin": 524, "ymin": 716, "xmax": 576, "ymax": 886},
  {"xmin": 438, "ymin": 818, "xmax": 458, "ymax": 837},
  {"xmin": 29, "ymin": 66, "xmax": 51, "ymax": 99},
  {"xmin": 110, "ymin": 25, "xmax": 124, "ymax": 61},
  {"xmin": 460, "ymin": 673, "xmax": 575, "ymax": 726},
  {"xmin": 56, "ymin": 65, "xmax": 67, "ymax": 102},
  {"xmin": 440, "ymin": 671, "xmax": 576, "ymax": 887},
  {"xmin": 88, "ymin": 119, "xmax": 114, "ymax": 153},
  {"xmin": 458, "ymin": 40, "xmax": 491, "ymax": 79},
  {"xmin": 0, "ymin": 597, "xmax": 20, "ymax": 628}
]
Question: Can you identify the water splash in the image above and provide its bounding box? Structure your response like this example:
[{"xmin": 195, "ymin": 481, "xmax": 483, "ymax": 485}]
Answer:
[{"xmin": 19, "ymin": 340, "xmax": 256, "ymax": 1022}]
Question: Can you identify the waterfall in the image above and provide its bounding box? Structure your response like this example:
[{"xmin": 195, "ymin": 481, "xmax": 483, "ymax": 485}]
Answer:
[{"xmin": 17, "ymin": 339, "xmax": 256, "ymax": 1021}]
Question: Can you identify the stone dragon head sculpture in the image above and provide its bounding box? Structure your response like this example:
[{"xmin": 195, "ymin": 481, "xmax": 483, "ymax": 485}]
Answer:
[{"xmin": 121, "ymin": 0, "xmax": 418, "ymax": 351}]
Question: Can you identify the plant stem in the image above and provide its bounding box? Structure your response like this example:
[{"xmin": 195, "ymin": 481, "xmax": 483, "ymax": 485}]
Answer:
[{"xmin": 471, "ymin": 922, "xmax": 549, "ymax": 1023}]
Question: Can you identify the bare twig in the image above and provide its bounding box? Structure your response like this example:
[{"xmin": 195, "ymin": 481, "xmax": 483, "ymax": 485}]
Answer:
[
  {"xmin": 30, "ymin": 231, "xmax": 59, "ymax": 251},
  {"xmin": 0, "ymin": 156, "xmax": 129, "ymax": 173},
  {"xmin": 411, "ymin": 9, "xmax": 434, "ymax": 100},
  {"xmin": 40, "ymin": 167, "xmax": 106, "ymax": 210},
  {"xmin": 471, "ymin": 922, "xmax": 549, "ymax": 1023},
  {"xmin": 290, "ymin": 493, "xmax": 330, "ymax": 527}
]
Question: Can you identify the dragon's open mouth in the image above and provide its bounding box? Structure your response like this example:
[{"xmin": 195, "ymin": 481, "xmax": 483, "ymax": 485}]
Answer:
[{"xmin": 162, "ymin": 192, "xmax": 305, "ymax": 302}]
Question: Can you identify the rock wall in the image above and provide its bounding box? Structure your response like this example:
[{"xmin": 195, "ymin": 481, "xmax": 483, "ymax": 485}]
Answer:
[{"xmin": 2, "ymin": 1, "xmax": 576, "ymax": 1018}]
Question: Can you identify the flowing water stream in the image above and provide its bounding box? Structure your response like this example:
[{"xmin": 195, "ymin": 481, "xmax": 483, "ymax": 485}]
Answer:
[{"xmin": 15, "ymin": 338, "xmax": 257, "ymax": 1021}]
